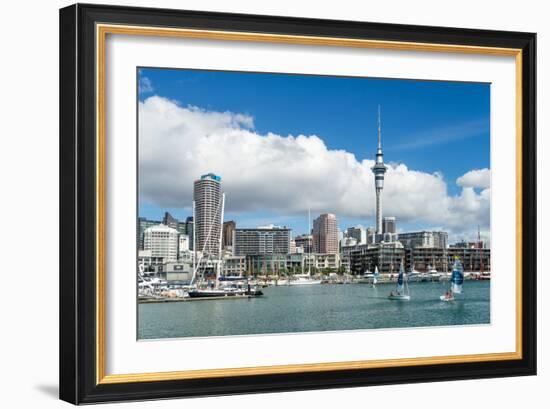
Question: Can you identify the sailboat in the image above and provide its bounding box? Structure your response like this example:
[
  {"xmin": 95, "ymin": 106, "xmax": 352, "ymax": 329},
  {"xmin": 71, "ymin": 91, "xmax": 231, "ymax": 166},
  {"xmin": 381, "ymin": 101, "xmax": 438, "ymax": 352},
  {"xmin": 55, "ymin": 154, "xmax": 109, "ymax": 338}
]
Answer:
[
  {"xmin": 388, "ymin": 260, "xmax": 410, "ymax": 301},
  {"xmin": 291, "ymin": 208, "xmax": 321, "ymax": 285},
  {"xmin": 373, "ymin": 266, "xmax": 380, "ymax": 286},
  {"xmin": 440, "ymin": 257, "xmax": 464, "ymax": 302}
]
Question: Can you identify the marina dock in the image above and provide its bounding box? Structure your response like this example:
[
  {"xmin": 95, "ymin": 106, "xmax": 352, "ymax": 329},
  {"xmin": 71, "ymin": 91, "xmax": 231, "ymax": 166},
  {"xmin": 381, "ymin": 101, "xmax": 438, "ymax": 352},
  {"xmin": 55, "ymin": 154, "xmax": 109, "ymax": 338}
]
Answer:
[{"xmin": 139, "ymin": 294, "xmax": 257, "ymax": 303}]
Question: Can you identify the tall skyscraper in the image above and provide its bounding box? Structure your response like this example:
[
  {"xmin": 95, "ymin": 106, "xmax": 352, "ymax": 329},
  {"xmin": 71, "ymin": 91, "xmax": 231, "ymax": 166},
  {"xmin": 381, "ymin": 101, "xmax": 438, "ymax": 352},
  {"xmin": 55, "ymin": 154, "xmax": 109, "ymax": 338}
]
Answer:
[
  {"xmin": 185, "ymin": 216, "xmax": 194, "ymax": 251},
  {"xmin": 371, "ymin": 106, "xmax": 387, "ymax": 234},
  {"xmin": 193, "ymin": 173, "xmax": 223, "ymax": 256},
  {"xmin": 222, "ymin": 220, "xmax": 236, "ymax": 248},
  {"xmin": 312, "ymin": 213, "xmax": 339, "ymax": 254},
  {"xmin": 383, "ymin": 217, "xmax": 396, "ymax": 234}
]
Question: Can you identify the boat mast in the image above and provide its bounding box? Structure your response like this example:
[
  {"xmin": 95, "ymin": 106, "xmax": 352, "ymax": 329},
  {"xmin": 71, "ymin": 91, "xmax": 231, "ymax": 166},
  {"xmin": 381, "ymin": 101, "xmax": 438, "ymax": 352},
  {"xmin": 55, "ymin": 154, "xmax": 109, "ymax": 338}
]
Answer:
[
  {"xmin": 191, "ymin": 201, "xmax": 196, "ymax": 286},
  {"xmin": 308, "ymin": 208, "xmax": 311, "ymax": 277},
  {"xmin": 216, "ymin": 194, "xmax": 226, "ymax": 284},
  {"xmin": 478, "ymin": 225, "xmax": 484, "ymax": 274}
]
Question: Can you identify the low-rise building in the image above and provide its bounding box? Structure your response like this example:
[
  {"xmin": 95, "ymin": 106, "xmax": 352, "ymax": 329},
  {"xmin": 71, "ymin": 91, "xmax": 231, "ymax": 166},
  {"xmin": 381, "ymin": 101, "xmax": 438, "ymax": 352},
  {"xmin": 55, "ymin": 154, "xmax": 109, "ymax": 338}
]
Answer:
[
  {"xmin": 222, "ymin": 255, "xmax": 246, "ymax": 276},
  {"xmin": 143, "ymin": 224, "xmax": 179, "ymax": 262},
  {"xmin": 154, "ymin": 261, "xmax": 193, "ymax": 283},
  {"xmin": 397, "ymin": 231, "xmax": 448, "ymax": 249},
  {"xmin": 350, "ymin": 242, "xmax": 405, "ymax": 275},
  {"xmin": 138, "ymin": 249, "xmax": 164, "ymax": 272}
]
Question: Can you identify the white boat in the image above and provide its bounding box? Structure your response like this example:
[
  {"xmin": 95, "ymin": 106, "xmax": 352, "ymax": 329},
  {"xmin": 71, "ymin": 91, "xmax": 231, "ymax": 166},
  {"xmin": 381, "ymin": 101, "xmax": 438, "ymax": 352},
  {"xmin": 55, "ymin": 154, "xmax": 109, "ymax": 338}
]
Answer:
[
  {"xmin": 388, "ymin": 261, "xmax": 410, "ymax": 301},
  {"xmin": 290, "ymin": 275, "xmax": 322, "ymax": 285},
  {"xmin": 440, "ymin": 257, "xmax": 464, "ymax": 302},
  {"xmin": 407, "ymin": 264, "xmax": 421, "ymax": 282}
]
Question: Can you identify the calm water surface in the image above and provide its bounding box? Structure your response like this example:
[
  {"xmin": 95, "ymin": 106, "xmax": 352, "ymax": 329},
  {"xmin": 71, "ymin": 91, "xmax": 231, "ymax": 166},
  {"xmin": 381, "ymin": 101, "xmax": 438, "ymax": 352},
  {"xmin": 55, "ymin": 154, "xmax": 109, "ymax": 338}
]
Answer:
[{"xmin": 138, "ymin": 281, "xmax": 490, "ymax": 339}]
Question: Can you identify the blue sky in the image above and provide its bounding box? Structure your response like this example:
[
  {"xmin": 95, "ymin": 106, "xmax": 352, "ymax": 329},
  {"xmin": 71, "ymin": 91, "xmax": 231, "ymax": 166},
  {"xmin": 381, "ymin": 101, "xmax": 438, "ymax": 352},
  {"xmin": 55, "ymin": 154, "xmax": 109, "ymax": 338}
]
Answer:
[{"xmin": 138, "ymin": 67, "xmax": 490, "ymax": 240}]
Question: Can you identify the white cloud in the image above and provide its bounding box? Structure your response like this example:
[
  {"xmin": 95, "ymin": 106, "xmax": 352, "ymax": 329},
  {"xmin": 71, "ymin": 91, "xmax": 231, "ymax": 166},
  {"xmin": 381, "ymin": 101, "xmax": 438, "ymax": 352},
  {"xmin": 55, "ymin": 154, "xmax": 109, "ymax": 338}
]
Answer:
[
  {"xmin": 138, "ymin": 76, "xmax": 154, "ymax": 94},
  {"xmin": 456, "ymin": 168, "xmax": 491, "ymax": 189},
  {"xmin": 139, "ymin": 96, "xmax": 490, "ymax": 239}
]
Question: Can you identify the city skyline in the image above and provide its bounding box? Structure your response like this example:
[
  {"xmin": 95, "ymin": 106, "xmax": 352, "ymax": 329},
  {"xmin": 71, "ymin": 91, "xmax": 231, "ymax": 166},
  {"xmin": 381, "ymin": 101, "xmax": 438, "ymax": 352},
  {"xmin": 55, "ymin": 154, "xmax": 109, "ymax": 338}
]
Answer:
[{"xmin": 138, "ymin": 68, "xmax": 490, "ymax": 243}]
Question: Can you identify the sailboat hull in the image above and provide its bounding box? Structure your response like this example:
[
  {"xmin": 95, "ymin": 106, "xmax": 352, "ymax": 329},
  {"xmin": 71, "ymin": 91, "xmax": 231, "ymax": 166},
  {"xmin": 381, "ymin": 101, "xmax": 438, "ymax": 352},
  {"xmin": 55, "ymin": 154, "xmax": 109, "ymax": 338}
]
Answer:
[{"xmin": 289, "ymin": 279, "xmax": 322, "ymax": 285}]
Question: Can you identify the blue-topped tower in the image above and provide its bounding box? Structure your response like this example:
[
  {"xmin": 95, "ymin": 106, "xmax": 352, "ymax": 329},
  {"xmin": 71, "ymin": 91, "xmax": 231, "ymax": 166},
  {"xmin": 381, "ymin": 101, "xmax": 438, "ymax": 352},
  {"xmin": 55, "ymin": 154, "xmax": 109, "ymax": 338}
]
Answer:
[
  {"xmin": 371, "ymin": 106, "xmax": 387, "ymax": 234},
  {"xmin": 193, "ymin": 173, "xmax": 223, "ymax": 256}
]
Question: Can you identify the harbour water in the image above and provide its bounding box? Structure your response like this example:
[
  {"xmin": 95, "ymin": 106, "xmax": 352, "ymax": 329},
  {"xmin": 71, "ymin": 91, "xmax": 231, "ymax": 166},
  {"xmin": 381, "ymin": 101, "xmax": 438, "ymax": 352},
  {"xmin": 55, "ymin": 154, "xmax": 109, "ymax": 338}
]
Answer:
[{"xmin": 138, "ymin": 280, "xmax": 490, "ymax": 339}]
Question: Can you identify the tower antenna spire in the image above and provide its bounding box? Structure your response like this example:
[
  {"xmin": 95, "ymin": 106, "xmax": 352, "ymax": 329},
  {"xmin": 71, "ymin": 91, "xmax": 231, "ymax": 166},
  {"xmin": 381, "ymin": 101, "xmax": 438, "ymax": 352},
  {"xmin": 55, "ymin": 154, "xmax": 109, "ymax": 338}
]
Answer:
[{"xmin": 377, "ymin": 105, "xmax": 382, "ymax": 151}]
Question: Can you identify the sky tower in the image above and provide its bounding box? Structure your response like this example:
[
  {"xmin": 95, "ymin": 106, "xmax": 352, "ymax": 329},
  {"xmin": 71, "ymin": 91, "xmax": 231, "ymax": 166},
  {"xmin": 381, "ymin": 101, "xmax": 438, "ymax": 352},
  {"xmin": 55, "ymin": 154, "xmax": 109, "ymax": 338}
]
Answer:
[{"xmin": 371, "ymin": 106, "xmax": 387, "ymax": 234}]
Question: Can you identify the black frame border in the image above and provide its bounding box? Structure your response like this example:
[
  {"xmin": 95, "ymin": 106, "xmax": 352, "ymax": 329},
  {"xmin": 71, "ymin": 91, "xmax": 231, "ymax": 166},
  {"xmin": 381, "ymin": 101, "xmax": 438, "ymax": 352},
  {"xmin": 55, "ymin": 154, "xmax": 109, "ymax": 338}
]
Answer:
[{"xmin": 59, "ymin": 3, "xmax": 536, "ymax": 404}]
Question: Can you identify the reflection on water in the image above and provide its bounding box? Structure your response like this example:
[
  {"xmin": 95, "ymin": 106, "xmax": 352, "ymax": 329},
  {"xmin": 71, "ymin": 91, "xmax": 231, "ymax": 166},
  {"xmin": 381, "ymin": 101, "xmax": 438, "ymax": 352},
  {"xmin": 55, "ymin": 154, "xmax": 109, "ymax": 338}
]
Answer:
[{"xmin": 138, "ymin": 280, "xmax": 490, "ymax": 339}]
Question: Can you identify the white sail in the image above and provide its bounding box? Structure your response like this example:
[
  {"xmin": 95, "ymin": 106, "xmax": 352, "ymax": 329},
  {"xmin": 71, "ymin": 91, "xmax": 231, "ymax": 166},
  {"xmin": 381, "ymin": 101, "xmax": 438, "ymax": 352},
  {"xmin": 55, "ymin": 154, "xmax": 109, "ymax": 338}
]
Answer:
[
  {"xmin": 450, "ymin": 258, "xmax": 464, "ymax": 294},
  {"xmin": 395, "ymin": 262, "xmax": 405, "ymax": 293}
]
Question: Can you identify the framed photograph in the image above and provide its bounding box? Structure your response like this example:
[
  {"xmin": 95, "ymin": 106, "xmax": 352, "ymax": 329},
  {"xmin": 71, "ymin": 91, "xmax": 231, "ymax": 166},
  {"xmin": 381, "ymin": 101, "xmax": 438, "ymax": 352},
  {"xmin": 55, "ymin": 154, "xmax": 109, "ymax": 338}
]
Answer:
[{"xmin": 59, "ymin": 3, "xmax": 536, "ymax": 404}]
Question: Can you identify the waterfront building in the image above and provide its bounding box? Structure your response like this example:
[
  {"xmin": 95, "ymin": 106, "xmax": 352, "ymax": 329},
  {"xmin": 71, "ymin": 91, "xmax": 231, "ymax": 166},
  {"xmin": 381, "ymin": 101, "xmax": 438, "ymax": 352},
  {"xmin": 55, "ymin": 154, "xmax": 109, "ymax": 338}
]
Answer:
[
  {"xmin": 138, "ymin": 249, "xmax": 164, "ymax": 272},
  {"xmin": 152, "ymin": 261, "xmax": 193, "ymax": 283},
  {"xmin": 143, "ymin": 224, "xmax": 179, "ymax": 262},
  {"xmin": 447, "ymin": 247, "xmax": 491, "ymax": 272},
  {"xmin": 294, "ymin": 234, "xmax": 312, "ymax": 253},
  {"xmin": 312, "ymin": 213, "xmax": 339, "ymax": 254},
  {"xmin": 244, "ymin": 253, "xmax": 341, "ymax": 275},
  {"xmin": 137, "ymin": 217, "xmax": 161, "ymax": 250},
  {"xmin": 397, "ymin": 231, "xmax": 448, "ymax": 249},
  {"xmin": 347, "ymin": 245, "xmax": 491, "ymax": 274},
  {"xmin": 306, "ymin": 253, "xmax": 341, "ymax": 271},
  {"xmin": 340, "ymin": 238, "xmax": 358, "ymax": 272},
  {"xmin": 450, "ymin": 240, "xmax": 486, "ymax": 249},
  {"xmin": 245, "ymin": 254, "xmax": 287, "ymax": 275},
  {"xmin": 286, "ymin": 253, "xmax": 304, "ymax": 272},
  {"xmin": 403, "ymin": 247, "xmax": 449, "ymax": 272},
  {"xmin": 222, "ymin": 255, "xmax": 246, "ymax": 276},
  {"xmin": 193, "ymin": 173, "xmax": 223, "ymax": 256},
  {"xmin": 371, "ymin": 106, "xmax": 387, "ymax": 234},
  {"xmin": 350, "ymin": 242, "xmax": 405, "ymax": 275},
  {"xmin": 346, "ymin": 226, "xmax": 366, "ymax": 244},
  {"xmin": 177, "ymin": 234, "xmax": 190, "ymax": 261},
  {"xmin": 222, "ymin": 220, "xmax": 236, "ymax": 249},
  {"xmin": 178, "ymin": 250, "xmax": 194, "ymax": 264},
  {"xmin": 234, "ymin": 226, "xmax": 291, "ymax": 256}
]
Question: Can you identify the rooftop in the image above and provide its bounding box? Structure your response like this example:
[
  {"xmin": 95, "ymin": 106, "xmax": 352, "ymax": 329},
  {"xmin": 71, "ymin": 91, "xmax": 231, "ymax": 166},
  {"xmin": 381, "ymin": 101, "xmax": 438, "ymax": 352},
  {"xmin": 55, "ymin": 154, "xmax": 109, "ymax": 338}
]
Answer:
[{"xmin": 200, "ymin": 173, "xmax": 221, "ymax": 182}]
